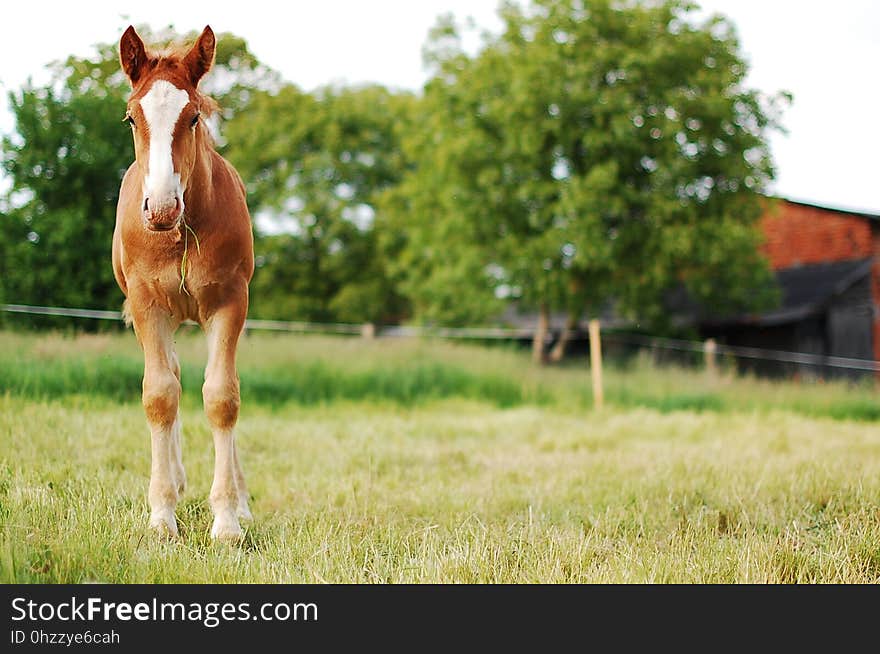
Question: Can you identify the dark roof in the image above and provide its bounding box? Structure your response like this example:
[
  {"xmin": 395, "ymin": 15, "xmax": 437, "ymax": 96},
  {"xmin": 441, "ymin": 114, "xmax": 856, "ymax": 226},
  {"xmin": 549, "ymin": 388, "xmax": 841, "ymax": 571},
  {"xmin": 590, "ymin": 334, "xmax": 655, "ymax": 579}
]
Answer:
[
  {"xmin": 774, "ymin": 197, "xmax": 880, "ymax": 222},
  {"xmin": 703, "ymin": 257, "xmax": 873, "ymax": 327}
]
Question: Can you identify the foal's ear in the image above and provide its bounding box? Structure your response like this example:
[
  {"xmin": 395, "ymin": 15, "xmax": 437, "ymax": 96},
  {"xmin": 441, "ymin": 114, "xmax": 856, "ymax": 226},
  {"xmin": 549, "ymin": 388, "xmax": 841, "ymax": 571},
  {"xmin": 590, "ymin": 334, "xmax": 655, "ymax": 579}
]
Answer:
[
  {"xmin": 119, "ymin": 26, "xmax": 150, "ymax": 85},
  {"xmin": 183, "ymin": 25, "xmax": 216, "ymax": 86}
]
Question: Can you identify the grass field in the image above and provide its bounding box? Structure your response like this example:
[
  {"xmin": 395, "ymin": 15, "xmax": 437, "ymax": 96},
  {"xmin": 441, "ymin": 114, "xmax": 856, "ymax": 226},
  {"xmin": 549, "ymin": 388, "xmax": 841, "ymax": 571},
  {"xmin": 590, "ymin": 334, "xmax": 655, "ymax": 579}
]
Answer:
[{"xmin": 1, "ymin": 329, "xmax": 879, "ymax": 582}]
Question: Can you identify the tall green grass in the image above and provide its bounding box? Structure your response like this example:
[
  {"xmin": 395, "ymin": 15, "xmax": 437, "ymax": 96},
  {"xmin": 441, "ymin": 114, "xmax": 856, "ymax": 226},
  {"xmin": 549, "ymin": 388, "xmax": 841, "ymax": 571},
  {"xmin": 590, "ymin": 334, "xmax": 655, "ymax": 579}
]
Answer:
[
  {"xmin": 0, "ymin": 330, "xmax": 876, "ymax": 420},
  {"xmin": 0, "ymin": 337, "xmax": 532, "ymax": 408}
]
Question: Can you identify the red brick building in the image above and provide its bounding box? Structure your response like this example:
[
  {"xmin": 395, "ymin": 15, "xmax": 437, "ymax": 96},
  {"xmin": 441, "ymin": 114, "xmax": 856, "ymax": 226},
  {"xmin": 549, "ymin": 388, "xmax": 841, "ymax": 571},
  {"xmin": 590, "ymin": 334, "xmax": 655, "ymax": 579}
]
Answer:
[
  {"xmin": 760, "ymin": 198, "xmax": 876, "ymax": 272},
  {"xmin": 703, "ymin": 197, "xmax": 880, "ymax": 377}
]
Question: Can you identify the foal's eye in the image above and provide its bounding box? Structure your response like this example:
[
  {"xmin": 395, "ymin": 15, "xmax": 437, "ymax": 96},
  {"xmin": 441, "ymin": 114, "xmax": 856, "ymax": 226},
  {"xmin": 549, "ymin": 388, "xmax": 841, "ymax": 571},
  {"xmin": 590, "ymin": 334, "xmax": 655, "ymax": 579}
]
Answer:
[{"xmin": 190, "ymin": 113, "xmax": 200, "ymax": 128}]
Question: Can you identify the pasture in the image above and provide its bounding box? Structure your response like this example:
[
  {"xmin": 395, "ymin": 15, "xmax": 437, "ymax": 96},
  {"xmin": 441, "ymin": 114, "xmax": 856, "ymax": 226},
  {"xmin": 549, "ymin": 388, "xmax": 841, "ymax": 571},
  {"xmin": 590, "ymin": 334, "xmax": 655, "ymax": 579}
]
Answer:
[{"xmin": 1, "ymin": 329, "xmax": 879, "ymax": 583}]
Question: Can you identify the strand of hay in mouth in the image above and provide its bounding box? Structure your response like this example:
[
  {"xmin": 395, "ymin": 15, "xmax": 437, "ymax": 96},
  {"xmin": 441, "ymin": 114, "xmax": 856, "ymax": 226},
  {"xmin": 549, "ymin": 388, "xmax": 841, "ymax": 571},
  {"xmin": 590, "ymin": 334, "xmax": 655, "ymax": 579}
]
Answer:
[{"xmin": 179, "ymin": 217, "xmax": 201, "ymax": 296}]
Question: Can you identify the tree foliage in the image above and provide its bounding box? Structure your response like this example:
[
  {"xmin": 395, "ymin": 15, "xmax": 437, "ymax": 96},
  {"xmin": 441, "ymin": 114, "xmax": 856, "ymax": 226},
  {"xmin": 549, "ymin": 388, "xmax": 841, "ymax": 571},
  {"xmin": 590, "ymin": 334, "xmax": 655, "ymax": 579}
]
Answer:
[
  {"xmin": 224, "ymin": 84, "xmax": 415, "ymax": 323},
  {"xmin": 0, "ymin": 52, "xmax": 132, "ymax": 321},
  {"xmin": 386, "ymin": 0, "xmax": 786, "ymax": 328}
]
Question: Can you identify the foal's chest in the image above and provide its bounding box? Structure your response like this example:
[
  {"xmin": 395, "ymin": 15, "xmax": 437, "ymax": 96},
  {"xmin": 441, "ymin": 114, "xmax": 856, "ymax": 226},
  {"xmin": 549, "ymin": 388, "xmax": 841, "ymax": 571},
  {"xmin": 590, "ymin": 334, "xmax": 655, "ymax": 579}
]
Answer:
[{"xmin": 124, "ymin": 230, "xmax": 216, "ymax": 321}]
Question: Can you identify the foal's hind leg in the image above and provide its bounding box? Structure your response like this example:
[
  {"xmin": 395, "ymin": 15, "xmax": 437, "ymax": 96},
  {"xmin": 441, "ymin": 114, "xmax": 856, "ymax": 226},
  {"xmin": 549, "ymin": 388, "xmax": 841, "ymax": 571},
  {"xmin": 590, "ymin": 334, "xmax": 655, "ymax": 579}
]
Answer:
[
  {"xmin": 203, "ymin": 305, "xmax": 249, "ymax": 540},
  {"xmin": 169, "ymin": 351, "xmax": 186, "ymax": 495},
  {"xmin": 132, "ymin": 308, "xmax": 181, "ymax": 538}
]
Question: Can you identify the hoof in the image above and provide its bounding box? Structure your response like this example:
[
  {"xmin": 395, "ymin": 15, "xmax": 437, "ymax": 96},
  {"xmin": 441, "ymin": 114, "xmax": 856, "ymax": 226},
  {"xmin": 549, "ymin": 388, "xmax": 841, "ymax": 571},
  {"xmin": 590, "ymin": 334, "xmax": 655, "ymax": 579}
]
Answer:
[
  {"xmin": 211, "ymin": 512, "xmax": 243, "ymax": 541},
  {"xmin": 149, "ymin": 510, "xmax": 179, "ymax": 539}
]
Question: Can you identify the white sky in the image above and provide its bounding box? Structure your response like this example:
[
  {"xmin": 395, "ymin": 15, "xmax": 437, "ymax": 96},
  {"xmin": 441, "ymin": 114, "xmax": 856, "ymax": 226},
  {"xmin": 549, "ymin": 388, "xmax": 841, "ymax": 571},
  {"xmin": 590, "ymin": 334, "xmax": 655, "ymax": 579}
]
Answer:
[{"xmin": 1, "ymin": 0, "xmax": 878, "ymax": 213}]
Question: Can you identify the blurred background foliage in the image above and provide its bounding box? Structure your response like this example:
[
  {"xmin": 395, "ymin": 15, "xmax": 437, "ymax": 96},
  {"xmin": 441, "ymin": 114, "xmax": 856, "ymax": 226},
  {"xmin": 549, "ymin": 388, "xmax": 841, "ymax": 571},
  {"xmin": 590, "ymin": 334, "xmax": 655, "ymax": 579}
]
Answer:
[{"xmin": 0, "ymin": 0, "xmax": 786, "ymax": 338}]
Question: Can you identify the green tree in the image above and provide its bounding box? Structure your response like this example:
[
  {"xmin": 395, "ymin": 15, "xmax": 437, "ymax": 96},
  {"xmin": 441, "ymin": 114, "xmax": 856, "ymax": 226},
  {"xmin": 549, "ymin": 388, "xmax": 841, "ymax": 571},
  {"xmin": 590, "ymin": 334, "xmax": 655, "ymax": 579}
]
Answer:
[
  {"xmin": 0, "ymin": 59, "xmax": 132, "ymax": 326},
  {"xmin": 0, "ymin": 26, "xmax": 275, "ymax": 327},
  {"xmin": 224, "ymin": 84, "xmax": 415, "ymax": 324},
  {"xmin": 386, "ymin": 0, "xmax": 786, "ymax": 359}
]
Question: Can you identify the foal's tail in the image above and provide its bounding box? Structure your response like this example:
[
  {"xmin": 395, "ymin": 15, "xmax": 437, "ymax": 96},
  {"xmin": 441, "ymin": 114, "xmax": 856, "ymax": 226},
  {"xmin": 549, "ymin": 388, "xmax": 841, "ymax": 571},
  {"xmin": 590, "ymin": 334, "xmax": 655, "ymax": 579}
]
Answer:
[{"xmin": 121, "ymin": 299, "xmax": 133, "ymax": 327}]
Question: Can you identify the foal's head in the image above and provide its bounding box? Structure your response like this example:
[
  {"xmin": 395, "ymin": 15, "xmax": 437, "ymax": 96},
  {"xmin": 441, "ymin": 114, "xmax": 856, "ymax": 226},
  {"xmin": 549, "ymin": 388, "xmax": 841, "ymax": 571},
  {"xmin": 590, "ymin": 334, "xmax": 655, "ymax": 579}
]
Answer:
[{"xmin": 119, "ymin": 25, "xmax": 216, "ymax": 232}]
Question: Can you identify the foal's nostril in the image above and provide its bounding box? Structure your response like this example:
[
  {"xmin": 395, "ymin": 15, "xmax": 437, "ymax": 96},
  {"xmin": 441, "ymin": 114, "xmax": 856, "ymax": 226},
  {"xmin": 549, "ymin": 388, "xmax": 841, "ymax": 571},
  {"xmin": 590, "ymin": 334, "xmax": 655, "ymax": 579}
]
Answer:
[{"xmin": 143, "ymin": 197, "xmax": 150, "ymax": 213}]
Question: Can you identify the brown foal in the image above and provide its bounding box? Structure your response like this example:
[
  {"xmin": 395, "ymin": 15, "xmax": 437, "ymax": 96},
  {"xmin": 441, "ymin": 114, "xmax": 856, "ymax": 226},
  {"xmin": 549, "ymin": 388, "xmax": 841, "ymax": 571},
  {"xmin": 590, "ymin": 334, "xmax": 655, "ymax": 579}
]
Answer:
[{"xmin": 112, "ymin": 25, "xmax": 254, "ymax": 540}]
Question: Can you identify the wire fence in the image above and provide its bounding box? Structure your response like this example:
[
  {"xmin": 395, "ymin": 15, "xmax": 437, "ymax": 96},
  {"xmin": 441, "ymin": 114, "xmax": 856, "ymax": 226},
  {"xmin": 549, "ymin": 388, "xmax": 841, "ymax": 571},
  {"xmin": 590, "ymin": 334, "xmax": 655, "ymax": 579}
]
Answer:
[
  {"xmin": 600, "ymin": 332, "xmax": 880, "ymax": 373},
  {"xmin": 3, "ymin": 302, "xmax": 880, "ymax": 374}
]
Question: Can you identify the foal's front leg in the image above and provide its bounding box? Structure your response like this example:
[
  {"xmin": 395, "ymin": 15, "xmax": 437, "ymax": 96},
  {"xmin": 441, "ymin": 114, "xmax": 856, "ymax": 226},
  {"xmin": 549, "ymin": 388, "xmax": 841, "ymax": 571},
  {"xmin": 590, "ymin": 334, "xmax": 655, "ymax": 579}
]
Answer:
[
  {"xmin": 203, "ymin": 305, "xmax": 250, "ymax": 541},
  {"xmin": 133, "ymin": 309, "xmax": 182, "ymax": 538}
]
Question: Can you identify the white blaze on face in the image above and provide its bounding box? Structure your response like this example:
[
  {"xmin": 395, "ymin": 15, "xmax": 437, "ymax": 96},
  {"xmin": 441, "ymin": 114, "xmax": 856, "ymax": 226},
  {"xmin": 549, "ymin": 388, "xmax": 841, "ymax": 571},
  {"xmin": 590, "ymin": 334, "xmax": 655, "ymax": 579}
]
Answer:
[{"xmin": 139, "ymin": 80, "xmax": 190, "ymax": 210}]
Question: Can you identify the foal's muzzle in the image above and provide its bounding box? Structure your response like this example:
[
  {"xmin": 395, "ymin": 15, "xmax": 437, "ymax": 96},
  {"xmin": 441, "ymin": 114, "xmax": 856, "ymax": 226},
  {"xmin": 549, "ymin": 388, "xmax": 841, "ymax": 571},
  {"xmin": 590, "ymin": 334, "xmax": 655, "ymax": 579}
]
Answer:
[{"xmin": 143, "ymin": 195, "xmax": 183, "ymax": 232}]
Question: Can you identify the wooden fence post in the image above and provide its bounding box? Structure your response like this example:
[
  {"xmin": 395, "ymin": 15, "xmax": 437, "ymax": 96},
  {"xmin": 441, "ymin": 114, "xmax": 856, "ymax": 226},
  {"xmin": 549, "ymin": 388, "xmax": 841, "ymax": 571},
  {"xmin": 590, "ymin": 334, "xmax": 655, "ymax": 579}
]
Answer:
[
  {"xmin": 532, "ymin": 303, "xmax": 550, "ymax": 364},
  {"xmin": 361, "ymin": 323, "xmax": 376, "ymax": 340},
  {"xmin": 704, "ymin": 338, "xmax": 717, "ymax": 377},
  {"xmin": 589, "ymin": 319, "xmax": 604, "ymax": 410}
]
